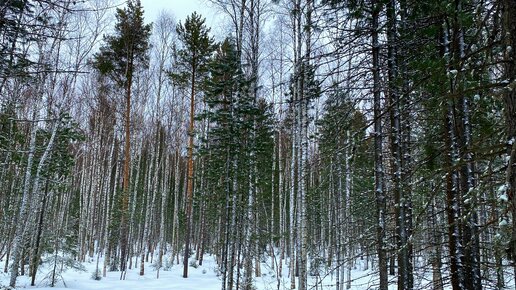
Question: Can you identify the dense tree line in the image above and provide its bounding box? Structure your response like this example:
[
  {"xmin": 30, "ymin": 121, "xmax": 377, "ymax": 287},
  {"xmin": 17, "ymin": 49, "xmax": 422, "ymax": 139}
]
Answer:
[{"xmin": 0, "ymin": 0, "xmax": 515, "ymax": 289}]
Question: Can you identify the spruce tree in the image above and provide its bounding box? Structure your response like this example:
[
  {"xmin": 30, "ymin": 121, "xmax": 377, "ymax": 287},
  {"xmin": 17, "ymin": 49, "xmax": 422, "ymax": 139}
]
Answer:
[{"xmin": 201, "ymin": 39, "xmax": 246, "ymax": 289}]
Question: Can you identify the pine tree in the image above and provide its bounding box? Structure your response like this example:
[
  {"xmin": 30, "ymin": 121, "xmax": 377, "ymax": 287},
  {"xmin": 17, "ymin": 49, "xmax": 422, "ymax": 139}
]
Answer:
[
  {"xmin": 92, "ymin": 0, "xmax": 151, "ymax": 276},
  {"xmin": 172, "ymin": 12, "xmax": 215, "ymax": 279}
]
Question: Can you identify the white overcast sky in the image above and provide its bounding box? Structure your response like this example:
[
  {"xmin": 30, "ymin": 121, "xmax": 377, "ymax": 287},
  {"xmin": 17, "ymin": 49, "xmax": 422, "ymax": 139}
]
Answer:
[{"xmin": 140, "ymin": 0, "xmax": 218, "ymax": 27}]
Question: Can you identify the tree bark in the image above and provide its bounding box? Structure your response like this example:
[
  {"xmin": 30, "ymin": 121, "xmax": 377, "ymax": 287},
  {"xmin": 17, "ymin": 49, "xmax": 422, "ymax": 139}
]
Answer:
[
  {"xmin": 120, "ymin": 57, "xmax": 133, "ymax": 278},
  {"xmin": 372, "ymin": 1, "xmax": 388, "ymax": 289},
  {"xmin": 183, "ymin": 57, "xmax": 196, "ymax": 278},
  {"xmin": 501, "ymin": 0, "xmax": 516, "ymax": 279}
]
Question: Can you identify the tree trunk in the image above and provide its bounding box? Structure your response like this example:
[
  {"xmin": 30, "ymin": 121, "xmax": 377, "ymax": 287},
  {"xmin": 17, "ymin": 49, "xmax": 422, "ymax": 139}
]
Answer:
[
  {"xmin": 501, "ymin": 0, "xmax": 516, "ymax": 279},
  {"xmin": 30, "ymin": 179, "xmax": 49, "ymax": 286},
  {"xmin": 8, "ymin": 109, "xmax": 38, "ymax": 288},
  {"xmin": 372, "ymin": 1, "xmax": 388, "ymax": 289},
  {"xmin": 10, "ymin": 112, "xmax": 59, "ymax": 287},
  {"xmin": 183, "ymin": 60, "xmax": 196, "ymax": 278},
  {"xmin": 444, "ymin": 103, "xmax": 465, "ymax": 290},
  {"xmin": 120, "ymin": 60, "xmax": 133, "ymax": 278}
]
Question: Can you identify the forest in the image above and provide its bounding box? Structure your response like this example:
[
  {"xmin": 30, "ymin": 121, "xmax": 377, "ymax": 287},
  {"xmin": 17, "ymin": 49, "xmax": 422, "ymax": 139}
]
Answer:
[{"xmin": 0, "ymin": 0, "xmax": 515, "ymax": 289}]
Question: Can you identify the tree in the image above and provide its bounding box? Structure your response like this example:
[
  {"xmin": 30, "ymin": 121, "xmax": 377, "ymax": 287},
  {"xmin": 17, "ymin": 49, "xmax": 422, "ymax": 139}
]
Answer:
[
  {"xmin": 501, "ymin": 0, "xmax": 516, "ymax": 280},
  {"xmin": 0, "ymin": 0, "xmax": 37, "ymax": 94},
  {"xmin": 370, "ymin": 1, "xmax": 388, "ymax": 288},
  {"xmin": 150, "ymin": 11, "xmax": 177, "ymax": 278},
  {"xmin": 92, "ymin": 0, "xmax": 151, "ymax": 276},
  {"xmin": 201, "ymin": 38, "xmax": 247, "ymax": 289},
  {"xmin": 318, "ymin": 90, "xmax": 370, "ymax": 290},
  {"xmin": 172, "ymin": 12, "xmax": 215, "ymax": 279}
]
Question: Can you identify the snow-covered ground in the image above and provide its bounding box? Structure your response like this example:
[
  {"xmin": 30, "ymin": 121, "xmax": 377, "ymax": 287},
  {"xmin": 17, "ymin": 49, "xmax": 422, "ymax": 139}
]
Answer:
[
  {"xmin": 1, "ymin": 255, "xmax": 220, "ymax": 290},
  {"xmin": 0, "ymin": 253, "xmax": 380, "ymax": 290},
  {"xmin": 1, "ymin": 253, "xmax": 514, "ymax": 289}
]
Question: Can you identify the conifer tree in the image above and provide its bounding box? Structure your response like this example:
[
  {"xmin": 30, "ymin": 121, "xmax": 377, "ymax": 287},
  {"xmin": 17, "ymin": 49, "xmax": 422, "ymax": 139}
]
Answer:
[
  {"xmin": 201, "ymin": 38, "xmax": 247, "ymax": 289},
  {"xmin": 172, "ymin": 12, "xmax": 215, "ymax": 278},
  {"xmin": 501, "ymin": 0, "xmax": 516, "ymax": 278},
  {"xmin": 92, "ymin": 0, "xmax": 151, "ymax": 276}
]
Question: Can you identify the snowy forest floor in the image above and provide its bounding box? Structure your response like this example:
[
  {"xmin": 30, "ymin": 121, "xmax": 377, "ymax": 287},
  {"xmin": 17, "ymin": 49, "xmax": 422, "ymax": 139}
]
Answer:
[{"xmin": 1, "ymin": 253, "xmax": 515, "ymax": 289}]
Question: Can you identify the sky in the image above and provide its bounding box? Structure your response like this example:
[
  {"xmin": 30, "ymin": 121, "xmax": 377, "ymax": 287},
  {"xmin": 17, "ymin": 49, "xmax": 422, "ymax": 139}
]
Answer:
[{"xmin": 139, "ymin": 0, "xmax": 218, "ymax": 27}]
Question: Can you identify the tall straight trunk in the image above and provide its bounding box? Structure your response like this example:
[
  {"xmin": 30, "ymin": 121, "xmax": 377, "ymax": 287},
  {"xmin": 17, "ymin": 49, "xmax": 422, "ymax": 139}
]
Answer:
[
  {"xmin": 245, "ymin": 49, "xmax": 257, "ymax": 290},
  {"xmin": 277, "ymin": 21, "xmax": 287, "ymax": 278},
  {"xmin": 30, "ymin": 179, "xmax": 49, "ymax": 286},
  {"xmin": 444, "ymin": 103, "xmax": 465, "ymax": 290},
  {"xmin": 278, "ymin": 130, "xmax": 284, "ymax": 279},
  {"xmin": 457, "ymin": 96, "xmax": 481, "ymax": 289},
  {"xmin": 120, "ymin": 59, "xmax": 133, "ymax": 277},
  {"xmin": 386, "ymin": 1, "xmax": 411, "ymax": 288},
  {"xmin": 289, "ymin": 75, "xmax": 298, "ymax": 290},
  {"xmin": 141, "ymin": 139, "xmax": 160, "ymax": 276},
  {"xmin": 103, "ymin": 135, "xmax": 118, "ymax": 277},
  {"xmin": 371, "ymin": 1, "xmax": 388, "ymax": 289},
  {"xmin": 450, "ymin": 1, "xmax": 481, "ymax": 288},
  {"xmin": 10, "ymin": 115, "xmax": 59, "ymax": 287},
  {"xmin": 196, "ymin": 147, "xmax": 207, "ymax": 266},
  {"xmin": 228, "ymin": 157, "xmax": 239, "ymax": 290},
  {"xmin": 80, "ymin": 145, "xmax": 95, "ymax": 262},
  {"xmin": 171, "ymin": 149, "xmax": 180, "ymax": 265},
  {"xmin": 327, "ymin": 160, "xmax": 333, "ymax": 269},
  {"xmin": 126, "ymin": 142, "xmax": 142, "ymax": 274},
  {"xmin": 154, "ymin": 69, "xmax": 166, "ymax": 277},
  {"xmin": 289, "ymin": 71, "xmax": 298, "ymax": 287},
  {"xmin": 297, "ymin": 91, "xmax": 307, "ymax": 290},
  {"xmin": 336, "ymin": 159, "xmax": 343, "ymax": 290},
  {"xmin": 10, "ymin": 110, "xmax": 61, "ymax": 287},
  {"xmin": 183, "ymin": 61, "xmax": 196, "ymax": 278},
  {"xmin": 298, "ymin": 1, "xmax": 311, "ymax": 289},
  {"xmin": 157, "ymin": 147, "xmax": 168, "ymax": 278},
  {"xmin": 221, "ymin": 143, "xmax": 232, "ymax": 290},
  {"xmin": 345, "ymin": 131, "xmax": 353, "ymax": 290},
  {"xmin": 245, "ymin": 157, "xmax": 256, "ymax": 290},
  {"xmin": 441, "ymin": 18, "xmax": 466, "ymax": 290},
  {"xmin": 399, "ymin": 1, "xmax": 413, "ymax": 287},
  {"xmin": 244, "ymin": 0, "xmax": 262, "ymax": 284},
  {"xmin": 501, "ymin": 0, "xmax": 516, "ymax": 279},
  {"xmin": 9, "ymin": 109, "xmax": 37, "ymax": 287},
  {"xmin": 428, "ymin": 193, "xmax": 443, "ymax": 290},
  {"xmin": 270, "ymin": 130, "xmax": 277, "ymax": 270}
]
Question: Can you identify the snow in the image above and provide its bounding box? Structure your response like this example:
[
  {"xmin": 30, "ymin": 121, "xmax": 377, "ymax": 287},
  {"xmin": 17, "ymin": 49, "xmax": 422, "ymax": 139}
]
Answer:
[
  {"xmin": 447, "ymin": 69, "xmax": 458, "ymax": 77},
  {"xmin": 498, "ymin": 193, "xmax": 509, "ymax": 203},
  {"xmin": 1, "ymin": 256, "xmax": 221, "ymax": 290},
  {"xmin": 0, "ymin": 253, "xmax": 395, "ymax": 290},
  {"xmin": 2, "ymin": 252, "xmax": 514, "ymax": 290},
  {"xmin": 498, "ymin": 184, "xmax": 507, "ymax": 194}
]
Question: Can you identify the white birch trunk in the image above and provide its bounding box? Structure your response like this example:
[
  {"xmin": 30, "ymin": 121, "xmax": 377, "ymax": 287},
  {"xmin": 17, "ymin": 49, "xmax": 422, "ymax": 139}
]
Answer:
[
  {"xmin": 345, "ymin": 131, "xmax": 353, "ymax": 290},
  {"xmin": 157, "ymin": 151, "xmax": 169, "ymax": 278},
  {"xmin": 10, "ymin": 114, "xmax": 59, "ymax": 287},
  {"xmin": 8, "ymin": 109, "xmax": 38, "ymax": 288},
  {"xmin": 170, "ymin": 149, "xmax": 181, "ymax": 266}
]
